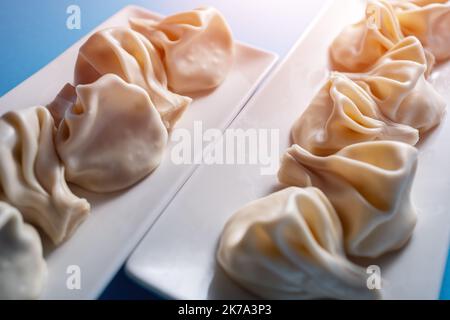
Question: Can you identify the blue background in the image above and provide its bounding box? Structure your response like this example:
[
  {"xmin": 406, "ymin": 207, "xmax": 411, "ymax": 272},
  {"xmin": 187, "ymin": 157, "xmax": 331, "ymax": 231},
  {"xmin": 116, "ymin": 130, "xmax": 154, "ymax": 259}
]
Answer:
[{"xmin": 0, "ymin": 0, "xmax": 449, "ymax": 299}]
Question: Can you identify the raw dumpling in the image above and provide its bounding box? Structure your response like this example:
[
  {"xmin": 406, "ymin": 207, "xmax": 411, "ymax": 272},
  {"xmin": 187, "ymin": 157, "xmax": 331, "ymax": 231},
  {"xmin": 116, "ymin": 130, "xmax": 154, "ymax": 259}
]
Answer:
[
  {"xmin": 55, "ymin": 74, "xmax": 168, "ymax": 193},
  {"xmin": 130, "ymin": 7, "xmax": 235, "ymax": 94},
  {"xmin": 346, "ymin": 36, "xmax": 446, "ymax": 133},
  {"xmin": 74, "ymin": 27, "xmax": 191, "ymax": 129},
  {"xmin": 47, "ymin": 83, "xmax": 77, "ymax": 127},
  {"xmin": 409, "ymin": 0, "xmax": 448, "ymax": 5},
  {"xmin": 393, "ymin": 0, "xmax": 450, "ymax": 61},
  {"xmin": 292, "ymin": 72, "xmax": 418, "ymax": 156},
  {"xmin": 218, "ymin": 187, "xmax": 380, "ymax": 300},
  {"xmin": 278, "ymin": 141, "xmax": 418, "ymax": 258},
  {"xmin": 0, "ymin": 106, "xmax": 90, "ymax": 245},
  {"xmin": 329, "ymin": 0, "xmax": 405, "ymax": 72},
  {"xmin": 0, "ymin": 202, "xmax": 47, "ymax": 300}
]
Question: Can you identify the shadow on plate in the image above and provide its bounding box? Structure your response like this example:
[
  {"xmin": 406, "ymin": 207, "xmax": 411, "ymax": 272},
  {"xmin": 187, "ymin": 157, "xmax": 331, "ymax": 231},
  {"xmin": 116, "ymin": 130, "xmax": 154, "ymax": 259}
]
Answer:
[{"xmin": 207, "ymin": 260, "xmax": 256, "ymax": 300}]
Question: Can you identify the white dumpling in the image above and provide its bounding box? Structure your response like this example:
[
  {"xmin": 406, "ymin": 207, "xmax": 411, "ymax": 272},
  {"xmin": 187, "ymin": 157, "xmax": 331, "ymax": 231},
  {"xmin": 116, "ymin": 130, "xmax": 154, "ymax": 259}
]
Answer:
[
  {"xmin": 74, "ymin": 27, "xmax": 191, "ymax": 129},
  {"xmin": 409, "ymin": 0, "xmax": 448, "ymax": 5},
  {"xmin": 55, "ymin": 74, "xmax": 168, "ymax": 193},
  {"xmin": 130, "ymin": 7, "xmax": 235, "ymax": 94},
  {"xmin": 292, "ymin": 73, "xmax": 418, "ymax": 156},
  {"xmin": 0, "ymin": 107, "xmax": 90, "ymax": 245},
  {"xmin": 347, "ymin": 36, "xmax": 446, "ymax": 133},
  {"xmin": 0, "ymin": 202, "xmax": 47, "ymax": 300},
  {"xmin": 218, "ymin": 187, "xmax": 380, "ymax": 300},
  {"xmin": 329, "ymin": 0, "xmax": 405, "ymax": 72},
  {"xmin": 393, "ymin": 0, "xmax": 450, "ymax": 61},
  {"xmin": 278, "ymin": 141, "xmax": 418, "ymax": 258}
]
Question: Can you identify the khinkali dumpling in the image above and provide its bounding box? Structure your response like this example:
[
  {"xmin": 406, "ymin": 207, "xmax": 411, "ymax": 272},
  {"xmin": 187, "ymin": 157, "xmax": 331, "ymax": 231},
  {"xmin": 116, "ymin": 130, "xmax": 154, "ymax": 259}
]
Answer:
[
  {"xmin": 47, "ymin": 83, "xmax": 77, "ymax": 127},
  {"xmin": 409, "ymin": 0, "xmax": 448, "ymax": 5},
  {"xmin": 0, "ymin": 202, "xmax": 47, "ymax": 300},
  {"xmin": 292, "ymin": 73, "xmax": 418, "ymax": 156},
  {"xmin": 130, "ymin": 7, "xmax": 235, "ymax": 94},
  {"xmin": 55, "ymin": 74, "xmax": 168, "ymax": 193},
  {"xmin": 74, "ymin": 27, "xmax": 191, "ymax": 129},
  {"xmin": 278, "ymin": 141, "xmax": 418, "ymax": 258},
  {"xmin": 0, "ymin": 106, "xmax": 90, "ymax": 245},
  {"xmin": 393, "ymin": 0, "xmax": 450, "ymax": 61},
  {"xmin": 346, "ymin": 36, "xmax": 446, "ymax": 133},
  {"xmin": 218, "ymin": 187, "xmax": 380, "ymax": 300},
  {"xmin": 329, "ymin": 0, "xmax": 405, "ymax": 72}
]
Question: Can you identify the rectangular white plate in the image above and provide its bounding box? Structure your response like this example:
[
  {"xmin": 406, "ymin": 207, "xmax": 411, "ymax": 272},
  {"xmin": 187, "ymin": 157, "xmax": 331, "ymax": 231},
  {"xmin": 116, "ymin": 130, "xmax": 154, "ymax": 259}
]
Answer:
[
  {"xmin": 0, "ymin": 6, "xmax": 277, "ymax": 299},
  {"xmin": 126, "ymin": 0, "xmax": 450, "ymax": 299}
]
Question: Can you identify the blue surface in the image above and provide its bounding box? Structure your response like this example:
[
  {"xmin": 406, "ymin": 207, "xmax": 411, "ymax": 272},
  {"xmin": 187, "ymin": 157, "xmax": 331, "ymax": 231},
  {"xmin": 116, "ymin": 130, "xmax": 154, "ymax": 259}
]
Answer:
[
  {"xmin": 0, "ymin": 0, "xmax": 449, "ymax": 300},
  {"xmin": 441, "ymin": 256, "xmax": 450, "ymax": 300},
  {"xmin": 99, "ymin": 267, "xmax": 163, "ymax": 300}
]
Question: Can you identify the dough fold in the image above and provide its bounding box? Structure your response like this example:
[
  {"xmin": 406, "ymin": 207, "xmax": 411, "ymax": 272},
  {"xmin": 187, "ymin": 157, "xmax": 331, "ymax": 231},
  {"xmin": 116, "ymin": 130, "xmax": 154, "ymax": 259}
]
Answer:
[
  {"xmin": 292, "ymin": 72, "xmax": 419, "ymax": 156},
  {"xmin": 0, "ymin": 106, "xmax": 90, "ymax": 244},
  {"xmin": 278, "ymin": 141, "xmax": 418, "ymax": 258},
  {"xmin": 218, "ymin": 187, "xmax": 380, "ymax": 299},
  {"xmin": 56, "ymin": 74, "xmax": 168, "ymax": 193},
  {"xmin": 330, "ymin": 0, "xmax": 405, "ymax": 72},
  {"xmin": 130, "ymin": 7, "xmax": 235, "ymax": 94},
  {"xmin": 346, "ymin": 36, "xmax": 446, "ymax": 133},
  {"xmin": 0, "ymin": 202, "xmax": 47, "ymax": 300},
  {"xmin": 393, "ymin": 0, "xmax": 450, "ymax": 61},
  {"xmin": 74, "ymin": 27, "xmax": 191, "ymax": 129}
]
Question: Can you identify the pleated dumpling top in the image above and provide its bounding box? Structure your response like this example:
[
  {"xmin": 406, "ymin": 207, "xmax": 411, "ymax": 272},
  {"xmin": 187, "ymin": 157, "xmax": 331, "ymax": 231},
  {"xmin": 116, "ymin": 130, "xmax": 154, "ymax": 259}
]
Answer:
[
  {"xmin": 130, "ymin": 7, "xmax": 235, "ymax": 94},
  {"xmin": 329, "ymin": 0, "xmax": 406, "ymax": 72},
  {"xmin": 291, "ymin": 72, "xmax": 419, "ymax": 156},
  {"xmin": 218, "ymin": 187, "xmax": 380, "ymax": 300},
  {"xmin": 346, "ymin": 36, "xmax": 446, "ymax": 133},
  {"xmin": 55, "ymin": 74, "xmax": 168, "ymax": 193},
  {"xmin": 0, "ymin": 107, "xmax": 90, "ymax": 245},
  {"xmin": 278, "ymin": 141, "xmax": 418, "ymax": 258},
  {"xmin": 74, "ymin": 27, "xmax": 191, "ymax": 129},
  {"xmin": 0, "ymin": 202, "xmax": 47, "ymax": 300},
  {"xmin": 393, "ymin": 0, "xmax": 450, "ymax": 61}
]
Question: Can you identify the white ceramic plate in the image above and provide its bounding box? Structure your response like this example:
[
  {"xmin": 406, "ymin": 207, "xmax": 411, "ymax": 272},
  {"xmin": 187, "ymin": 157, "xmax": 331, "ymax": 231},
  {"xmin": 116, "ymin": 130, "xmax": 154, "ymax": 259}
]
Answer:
[
  {"xmin": 0, "ymin": 6, "xmax": 277, "ymax": 299},
  {"xmin": 126, "ymin": 0, "xmax": 450, "ymax": 299}
]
